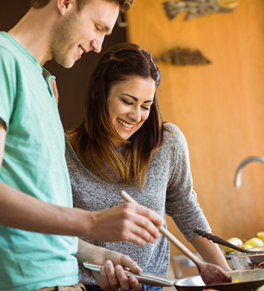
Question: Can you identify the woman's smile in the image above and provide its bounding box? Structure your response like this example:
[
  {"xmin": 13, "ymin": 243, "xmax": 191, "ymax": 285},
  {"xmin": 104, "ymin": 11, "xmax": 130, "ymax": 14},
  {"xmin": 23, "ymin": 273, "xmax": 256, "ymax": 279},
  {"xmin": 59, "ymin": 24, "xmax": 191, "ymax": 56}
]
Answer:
[{"xmin": 117, "ymin": 118, "xmax": 135, "ymax": 129}]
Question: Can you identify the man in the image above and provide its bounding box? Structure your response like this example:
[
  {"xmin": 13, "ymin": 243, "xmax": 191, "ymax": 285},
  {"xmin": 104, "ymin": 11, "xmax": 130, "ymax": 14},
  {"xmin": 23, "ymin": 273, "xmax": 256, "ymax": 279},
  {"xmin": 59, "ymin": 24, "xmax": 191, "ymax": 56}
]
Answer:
[{"xmin": 0, "ymin": 0, "xmax": 165, "ymax": 290}]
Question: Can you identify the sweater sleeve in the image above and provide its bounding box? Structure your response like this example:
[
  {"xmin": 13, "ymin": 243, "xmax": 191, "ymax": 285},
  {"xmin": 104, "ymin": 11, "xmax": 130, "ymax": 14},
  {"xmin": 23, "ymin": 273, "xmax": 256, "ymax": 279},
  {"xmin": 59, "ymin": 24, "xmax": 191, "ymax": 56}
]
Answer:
[{"xmin": 164, "ymin": 123, "xmax": 211, "ymax": 241}]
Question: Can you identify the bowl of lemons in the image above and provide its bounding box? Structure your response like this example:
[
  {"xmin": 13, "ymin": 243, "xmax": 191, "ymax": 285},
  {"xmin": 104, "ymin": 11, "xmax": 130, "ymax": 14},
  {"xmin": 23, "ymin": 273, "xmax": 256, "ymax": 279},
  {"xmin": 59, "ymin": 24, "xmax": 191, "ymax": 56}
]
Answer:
[{"xmin": 227, "ymin": 233, "xmax": 264, "ymax": 270}]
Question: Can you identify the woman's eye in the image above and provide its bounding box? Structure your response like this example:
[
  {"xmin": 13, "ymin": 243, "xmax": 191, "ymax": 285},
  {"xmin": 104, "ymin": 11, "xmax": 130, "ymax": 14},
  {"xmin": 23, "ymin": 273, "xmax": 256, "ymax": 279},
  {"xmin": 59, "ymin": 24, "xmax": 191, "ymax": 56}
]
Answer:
[
  {"xmin": 122, "ymin": 99, "xmax": 132, "ymax": 105},
  {"xmin": 96, "ymin": 25, "xmax": 101, "ymax": 32},
  {"xmin": 141, "ymin": 106, "xmax": 150, "ymax": 111}
]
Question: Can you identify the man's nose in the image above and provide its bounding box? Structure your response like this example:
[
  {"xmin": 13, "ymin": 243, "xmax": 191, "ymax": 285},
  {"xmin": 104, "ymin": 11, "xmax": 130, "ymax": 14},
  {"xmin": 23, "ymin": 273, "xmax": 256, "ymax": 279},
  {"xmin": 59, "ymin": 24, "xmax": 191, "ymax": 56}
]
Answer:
[{"xmin": 91, "ymin": 35, "xmax": 105, "ymax": 53}]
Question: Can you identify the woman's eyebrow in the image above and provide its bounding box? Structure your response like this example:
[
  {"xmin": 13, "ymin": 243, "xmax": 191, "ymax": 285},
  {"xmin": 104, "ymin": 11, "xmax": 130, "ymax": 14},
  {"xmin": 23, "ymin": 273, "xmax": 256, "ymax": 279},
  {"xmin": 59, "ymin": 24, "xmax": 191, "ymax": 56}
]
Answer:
[{"xmin": 120, "ymin": 93, "xmax": 153, "ymax": 103}]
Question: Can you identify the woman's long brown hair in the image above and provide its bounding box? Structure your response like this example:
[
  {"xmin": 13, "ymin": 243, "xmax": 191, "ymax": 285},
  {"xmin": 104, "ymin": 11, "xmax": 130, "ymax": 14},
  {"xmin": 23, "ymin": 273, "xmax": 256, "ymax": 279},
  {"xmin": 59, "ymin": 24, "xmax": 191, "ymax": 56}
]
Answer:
[{"xmin": 68, "ymin": 42, "xmax": 165, "ymax": 188}]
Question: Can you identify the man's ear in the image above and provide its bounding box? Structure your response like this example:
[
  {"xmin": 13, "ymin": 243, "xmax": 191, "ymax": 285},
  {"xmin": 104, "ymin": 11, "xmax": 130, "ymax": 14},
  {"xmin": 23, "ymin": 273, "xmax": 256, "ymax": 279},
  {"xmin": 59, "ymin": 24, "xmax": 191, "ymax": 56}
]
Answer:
[{"xmin": 57, "ymin": 0, "xmax": 75, "ymax": 15}]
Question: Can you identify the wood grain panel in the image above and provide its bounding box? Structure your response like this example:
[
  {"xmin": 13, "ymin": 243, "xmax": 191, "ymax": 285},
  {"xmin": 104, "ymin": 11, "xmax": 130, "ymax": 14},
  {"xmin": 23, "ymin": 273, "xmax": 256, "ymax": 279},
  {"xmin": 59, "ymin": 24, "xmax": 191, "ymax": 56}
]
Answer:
[{"xmin": 126, "ymin": 0, "xmax": 264, "ymax": 254}]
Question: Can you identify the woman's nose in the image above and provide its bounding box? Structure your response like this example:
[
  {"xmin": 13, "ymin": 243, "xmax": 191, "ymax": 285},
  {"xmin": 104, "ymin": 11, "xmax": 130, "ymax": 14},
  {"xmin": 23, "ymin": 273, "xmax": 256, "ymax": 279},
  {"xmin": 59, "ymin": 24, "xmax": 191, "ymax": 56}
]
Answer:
[{"xmin": 128, "ymin": 107, "xmax": 141, "ymax": 123}]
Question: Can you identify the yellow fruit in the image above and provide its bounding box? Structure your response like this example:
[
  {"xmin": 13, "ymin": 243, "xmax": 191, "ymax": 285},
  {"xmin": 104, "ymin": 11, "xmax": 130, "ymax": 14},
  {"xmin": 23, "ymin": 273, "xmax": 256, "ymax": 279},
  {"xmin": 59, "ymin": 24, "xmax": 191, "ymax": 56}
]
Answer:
[
  {"xmin": 256, "ymin": 284, "xmax": 264, "ymax": 291},
  {"xmin": 257, "ymin": 232, "xmax": 264, "ymax": 244},
  {"xmin": 243, "ymin": 237, "xmax": 264, "ymax": 248},
  {"xmin": 223, "ymin": 237, "xmax": 243, "ymax": 254},
  {"xmin": 241, "ymin": 244, "xmax": 252, "ymax": 250}
]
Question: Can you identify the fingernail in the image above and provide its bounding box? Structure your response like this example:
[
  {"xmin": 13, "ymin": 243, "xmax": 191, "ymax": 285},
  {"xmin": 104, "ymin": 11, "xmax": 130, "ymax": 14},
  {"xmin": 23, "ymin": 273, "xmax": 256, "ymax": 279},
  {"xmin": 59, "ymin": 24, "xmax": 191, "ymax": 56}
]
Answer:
[
  {"xmin": 106, "ymin": 260, "xmax": 112, "ymax": 265},
  {"xmin": 116, "ymin": 265, "xmax": 122, "ymax": 270}
]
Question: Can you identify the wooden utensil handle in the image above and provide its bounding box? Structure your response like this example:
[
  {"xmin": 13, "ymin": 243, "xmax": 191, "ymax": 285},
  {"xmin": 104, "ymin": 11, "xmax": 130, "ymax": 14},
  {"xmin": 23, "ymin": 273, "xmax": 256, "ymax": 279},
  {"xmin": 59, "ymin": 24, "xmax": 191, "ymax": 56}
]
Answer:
[{"xmin": 120, "ymin": 190, "xmax": 200, "ymax": 265}]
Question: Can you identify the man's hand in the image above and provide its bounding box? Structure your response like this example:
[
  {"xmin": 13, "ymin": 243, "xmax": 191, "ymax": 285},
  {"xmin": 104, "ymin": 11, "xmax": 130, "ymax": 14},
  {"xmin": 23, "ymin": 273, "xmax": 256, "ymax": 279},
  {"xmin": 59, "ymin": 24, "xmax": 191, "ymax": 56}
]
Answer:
[
  {"xmin": 92, "ymin": 260, "xmax": 142, "ymax": 291},
  {"xmin": 77, "ymin": 240, "xmax": 142, "ymax": 291},
  {"xmin": 84, "ymin": 202, "xmax": 164, "ymax": 245}
]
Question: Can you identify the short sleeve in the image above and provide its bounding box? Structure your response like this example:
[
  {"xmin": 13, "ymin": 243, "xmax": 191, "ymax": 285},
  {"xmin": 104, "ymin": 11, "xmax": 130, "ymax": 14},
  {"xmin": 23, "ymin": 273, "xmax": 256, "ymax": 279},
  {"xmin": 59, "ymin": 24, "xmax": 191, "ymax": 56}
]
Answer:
[{"xmin": 0, "ymin": 46, "xmax": 17, "ymax": 128}]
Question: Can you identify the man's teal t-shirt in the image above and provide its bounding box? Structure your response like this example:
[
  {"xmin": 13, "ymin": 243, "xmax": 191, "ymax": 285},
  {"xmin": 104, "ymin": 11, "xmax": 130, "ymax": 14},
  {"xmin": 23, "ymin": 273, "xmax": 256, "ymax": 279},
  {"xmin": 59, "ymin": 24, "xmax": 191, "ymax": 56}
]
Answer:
[{"xmin": 0, "ymin": 32, "xmax": 79, "ymax": 291}]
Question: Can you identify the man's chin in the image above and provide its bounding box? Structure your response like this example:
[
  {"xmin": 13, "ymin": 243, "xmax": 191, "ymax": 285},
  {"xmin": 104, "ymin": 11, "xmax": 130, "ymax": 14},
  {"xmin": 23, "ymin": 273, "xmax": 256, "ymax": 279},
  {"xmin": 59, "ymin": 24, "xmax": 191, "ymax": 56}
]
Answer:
[
  {"xmin": 57, "ymin": 58, "xmax": 76, "ymax": 69},
  {"xmin": 63, "ymin": 62, "xmax": 75, "ymax": 69}
]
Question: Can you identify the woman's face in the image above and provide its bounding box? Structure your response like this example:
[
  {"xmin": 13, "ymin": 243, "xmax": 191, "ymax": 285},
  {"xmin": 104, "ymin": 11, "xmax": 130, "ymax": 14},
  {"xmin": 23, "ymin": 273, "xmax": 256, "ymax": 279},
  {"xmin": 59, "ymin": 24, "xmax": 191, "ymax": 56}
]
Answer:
[{"xmin": 107, "ymin": 76, "xmax": 156, "ymax": 147}]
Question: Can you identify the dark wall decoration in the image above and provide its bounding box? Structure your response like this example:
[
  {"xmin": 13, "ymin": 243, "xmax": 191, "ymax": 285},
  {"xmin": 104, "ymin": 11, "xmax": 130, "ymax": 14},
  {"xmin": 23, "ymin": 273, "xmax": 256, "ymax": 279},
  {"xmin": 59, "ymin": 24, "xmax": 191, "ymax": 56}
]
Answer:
[
  {"xmin": 154, "ymin": 47, "xmax": 211, "ymax": 65},
  {"xmin": 163, "ymin": 0, "xmax": 239, "ymax": 21}
]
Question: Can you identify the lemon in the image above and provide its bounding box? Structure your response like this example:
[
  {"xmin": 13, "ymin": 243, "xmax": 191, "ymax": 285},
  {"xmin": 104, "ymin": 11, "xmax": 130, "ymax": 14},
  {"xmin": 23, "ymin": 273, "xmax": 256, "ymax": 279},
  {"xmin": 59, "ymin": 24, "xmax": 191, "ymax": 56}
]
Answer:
[
  {"xmin": 256, "ymin": 284, "xmax": 264, "ymax": 291},
  {"xmin": 257, "ymin": 232, "xmax": 264, "ymax": 244},
  {"xmin": 243, "ymin": 237, "xmax": 264, "ymax": 248},
  {"xmin": 241, "ymin": 244, "xmax": 252, "ymax": 250},
  {"xmin": 223, "ymin": 237, "xmax": 243, "ymax": 254}
]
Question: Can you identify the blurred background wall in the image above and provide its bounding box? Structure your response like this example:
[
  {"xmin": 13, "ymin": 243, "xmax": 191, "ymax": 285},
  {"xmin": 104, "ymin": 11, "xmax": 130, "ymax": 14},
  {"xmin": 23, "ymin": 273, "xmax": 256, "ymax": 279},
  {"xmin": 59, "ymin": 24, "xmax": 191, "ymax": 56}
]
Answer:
[{"xmin": 125, "ymin": 0, "xmax": 264, "ymax": 255}]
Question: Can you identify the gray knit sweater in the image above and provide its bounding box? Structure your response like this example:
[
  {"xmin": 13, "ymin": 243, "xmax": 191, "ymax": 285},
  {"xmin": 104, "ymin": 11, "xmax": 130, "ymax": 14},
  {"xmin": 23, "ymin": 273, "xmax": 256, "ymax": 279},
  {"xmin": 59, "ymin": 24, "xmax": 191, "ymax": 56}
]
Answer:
[{"xmin": 65, "ymin": 123, "xmax": 211, "ymax": 285}]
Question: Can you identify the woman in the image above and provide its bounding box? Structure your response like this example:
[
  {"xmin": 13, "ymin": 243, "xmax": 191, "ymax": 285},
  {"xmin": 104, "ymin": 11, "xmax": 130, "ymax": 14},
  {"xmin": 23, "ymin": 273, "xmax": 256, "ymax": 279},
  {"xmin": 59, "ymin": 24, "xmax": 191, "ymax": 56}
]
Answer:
[{"xmin": 66, "ymin": 42, "xmax": 229, "ymax": 291}]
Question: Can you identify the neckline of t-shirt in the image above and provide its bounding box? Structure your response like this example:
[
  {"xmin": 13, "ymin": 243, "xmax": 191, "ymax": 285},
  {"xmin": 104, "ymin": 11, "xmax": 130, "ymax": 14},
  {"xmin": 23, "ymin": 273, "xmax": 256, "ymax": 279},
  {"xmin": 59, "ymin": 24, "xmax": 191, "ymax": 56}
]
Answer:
[{"xmin": 1, "ymin": 31, "xmax": 42, "ymax": 73}]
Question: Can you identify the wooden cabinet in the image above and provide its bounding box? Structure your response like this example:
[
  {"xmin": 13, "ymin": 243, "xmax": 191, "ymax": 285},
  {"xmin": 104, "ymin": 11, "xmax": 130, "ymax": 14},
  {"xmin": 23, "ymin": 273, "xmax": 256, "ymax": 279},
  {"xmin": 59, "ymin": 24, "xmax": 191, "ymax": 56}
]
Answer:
[{"xmin": 126, "ymin": 0, "xmax": 264, "ymax": 254}]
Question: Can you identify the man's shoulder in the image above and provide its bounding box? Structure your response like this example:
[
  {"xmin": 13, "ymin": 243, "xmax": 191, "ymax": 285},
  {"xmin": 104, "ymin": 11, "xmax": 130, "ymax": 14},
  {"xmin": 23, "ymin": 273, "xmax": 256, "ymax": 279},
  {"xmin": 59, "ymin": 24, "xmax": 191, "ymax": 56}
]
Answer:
[
  {"xmin": 0, "ymin": 32, "xmax": 19, "ymax": 63},
  {"xmin": 0, "ymin": 32, "xmax": 12, "ymax": 49}
]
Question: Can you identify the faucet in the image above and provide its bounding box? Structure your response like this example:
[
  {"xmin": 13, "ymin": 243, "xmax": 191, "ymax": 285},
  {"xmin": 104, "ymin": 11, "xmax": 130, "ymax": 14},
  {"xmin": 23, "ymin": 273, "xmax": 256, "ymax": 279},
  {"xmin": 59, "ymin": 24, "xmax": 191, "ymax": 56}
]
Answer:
[{"xmin": 234, "ymin": 156, "xmax": 264, "ymax": 188}]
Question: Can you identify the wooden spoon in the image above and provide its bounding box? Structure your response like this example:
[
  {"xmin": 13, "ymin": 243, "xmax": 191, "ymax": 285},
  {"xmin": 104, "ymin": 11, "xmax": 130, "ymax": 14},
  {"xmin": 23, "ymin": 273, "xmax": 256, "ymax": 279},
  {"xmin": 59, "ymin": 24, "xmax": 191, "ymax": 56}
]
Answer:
[{"xmin": 120, "ymin": 190, "xmax": 232, "ymax": 285}]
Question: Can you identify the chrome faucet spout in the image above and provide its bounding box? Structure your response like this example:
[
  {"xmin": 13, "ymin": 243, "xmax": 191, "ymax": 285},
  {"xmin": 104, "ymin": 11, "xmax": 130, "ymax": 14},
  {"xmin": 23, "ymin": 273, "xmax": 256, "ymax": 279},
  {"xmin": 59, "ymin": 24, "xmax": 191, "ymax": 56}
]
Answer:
[{"xmin": 234, "ymin": 156, "xmax": 264, "ymax": 188}]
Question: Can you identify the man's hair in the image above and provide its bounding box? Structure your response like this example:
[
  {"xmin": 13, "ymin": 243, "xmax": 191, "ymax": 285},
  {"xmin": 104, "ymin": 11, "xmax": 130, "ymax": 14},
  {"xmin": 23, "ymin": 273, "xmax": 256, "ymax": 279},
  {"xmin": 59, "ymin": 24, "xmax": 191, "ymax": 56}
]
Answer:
[{"xmin": 30, "ymin": 0, "xmax": 134, "ymax": 12}]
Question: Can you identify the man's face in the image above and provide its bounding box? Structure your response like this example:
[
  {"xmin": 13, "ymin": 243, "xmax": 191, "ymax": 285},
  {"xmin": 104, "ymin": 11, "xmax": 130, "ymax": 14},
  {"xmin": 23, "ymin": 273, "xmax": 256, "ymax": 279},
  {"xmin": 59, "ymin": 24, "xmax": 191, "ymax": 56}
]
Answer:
[{"xmin": 50, "ymin": 0, "xmax": 119, "ymax": 68}]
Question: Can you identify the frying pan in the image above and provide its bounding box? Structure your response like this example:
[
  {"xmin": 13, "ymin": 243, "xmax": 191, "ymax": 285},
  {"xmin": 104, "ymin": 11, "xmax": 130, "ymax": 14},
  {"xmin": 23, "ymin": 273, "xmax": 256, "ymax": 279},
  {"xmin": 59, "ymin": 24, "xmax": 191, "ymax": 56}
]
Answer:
[
  {"xmin": 84, "ymin": 263, "xmax": 264, "ymax": 291},
  {"xmin": 174, "ymin": 269, "xmax": 264, "ymax": 290}
]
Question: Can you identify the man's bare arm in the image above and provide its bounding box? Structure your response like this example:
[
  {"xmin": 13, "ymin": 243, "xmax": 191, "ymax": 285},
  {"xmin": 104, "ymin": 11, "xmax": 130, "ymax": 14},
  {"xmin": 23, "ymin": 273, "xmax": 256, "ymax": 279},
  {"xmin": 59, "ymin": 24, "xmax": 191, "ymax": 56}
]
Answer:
[{"xmin": 0, "ymin": 121, "xmax": 164, "ymax": 245}]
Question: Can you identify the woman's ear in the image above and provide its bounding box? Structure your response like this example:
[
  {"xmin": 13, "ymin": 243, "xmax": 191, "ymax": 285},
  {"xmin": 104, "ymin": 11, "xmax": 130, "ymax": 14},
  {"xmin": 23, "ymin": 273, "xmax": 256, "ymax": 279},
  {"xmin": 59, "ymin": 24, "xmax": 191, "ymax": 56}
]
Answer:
[{"xmin": 57, "ymin": 0, "xmax": 74, "ymax": 15}]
